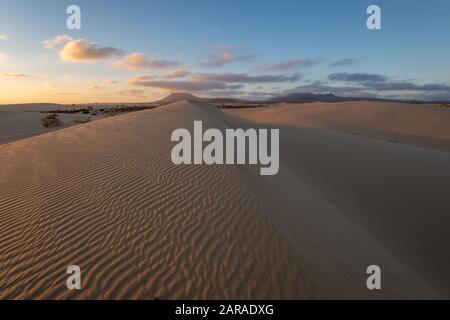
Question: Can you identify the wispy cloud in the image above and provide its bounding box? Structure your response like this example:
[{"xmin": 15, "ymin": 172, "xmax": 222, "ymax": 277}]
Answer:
[
  {"xmin": 283, "ymin": 80, "xmax": 373, "ymax": 97},
  {"xmin": 112, "ymin": 52, "xmax": 179, "ymax": 71},
  {"xmin": 191, "ymin": 72, "xmax": 301, "ymax": 83},
  {"xmin": 329, "ymin": 57, "xmax": 366, "ymax": 67},
  {"xmin": 2, "ymin": 72, "xmax": 28, "ymax": 79},
  {"xmin": 128, "ymin": 75, "xmax": 241, "ymax": 91},
  {"xmin": 88, "ymin": 85, "xmax": 104, "ymax": 90},
  {"xmin": 127, "ymin": 70, "xmax": 301, "ymax": 95},
  {"xmin": 43, "ymin": 35, "xmax": 73, "ymax": 49},
  {"xmin": 117, "ymin": 89, "xmax": 147, "ymax": 97},
  {"xmin": 201, "ymin": 45, "xmax": 255, "ymax": 67},
  {"xmin": 328, "ymin": 72, "xmax": 387, "ymax": 82},
  {"xmin": 328, "ymin": 72, "xmax": 450, "ymax": 93},
  {"xmin": 103, "ymin": 79, "xmax": 119, "ymax": 85},
  {"xmin": 0, "ymin": 33, "xmax": 8, "ymax": 40},
  {"xmin": 163, "ymin": 69, "xmax": 191, "ymax": 79},
  {"xmin": 280, "ymin": 72, "xmax": 450, "ymax": 101},
  {"xmin": 257, "ymin": 59, "xmax": 319, "ymax": 71},
  {"xmin": 368, "ymin": 82, "xmax": 450, "ymax": 92}
]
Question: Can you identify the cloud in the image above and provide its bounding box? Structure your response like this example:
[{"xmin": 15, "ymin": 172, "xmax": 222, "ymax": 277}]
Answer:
[
  {"xmin": 112, "ymin": 52, "xmax": 179, "ymax": 71},
  {"xmin": 2, "ymin": 72, "xmax": 49, "ymax": 80},
  {"xmin": 0, "ymin": 33, "xmax": 8, "ymax": 40},
  {"xmin": 328, "ymin": 72, "xmax": 450, "ymax": 93},
  {"xmin": 44, "ymin": 36, "xmax": 177, "ymax": 70},
  {"xmin": 202, "ymin": 89, "xmax": 247, "ymax": 98},
  {"xmin": 329, "ymin": 57, "xmax": 366, "ymax": 67},
  {"xmin": 44, "ymin": 35, "xmax": 123, "ymax": 62},
  {"xmin": 279, "ymin": 73, "xmax": 450, "ymax": 101},
  {"xmin": 287, "ymin": 80, "xmax": 450, "ymax": 101},
  {"xmin": 127, "ymin": 75, "xmax": 152, "ymax": 83},
  {"xmin": 2, "ymin": 72, "xmax": 28, "ymax": 79},
  {"xmin": 284, "ymin": 81, "xmax": 368, "ymax": 96},
  {"xmin": 88, "ymin": 85, "xmax": 103, "ymax": 90},
  {"xmin": 244, "ymin": 91, "xmax": 279, "ymax": 100},
  {"xmin": 128, "ymin": 75, "xmax": 239, "ymax": 91},
  {"xmin": 57, "ymin": 92, "xmax": 77, "ymax": 96},
  {"xmin": 163, "ymin": 69, "xmax": 191, "ymax": 79},
  {"xmin": 43, "ymin": 35, "xmax": 73, "ymax": 49},
  {"xmin": 368, "ymin": 81, "xmax": 450, "ymax": 92},
  {"xmin": 128, "ymin": 70, "xmax": 301, "ymax": 95},
  {"xmin": 328, "ymin": 72, "xmax": 387, "ymax": 82},
  {"xmin": 103, "ymin": 79, "xmax": 119, "ymax": 85},
  {"xmin": 200, "ymin": 46, "xmax": 255, "ymax": 67},
  {"xmin": 117, "ymin": 89, "xmax": 147, "ymax": 97},
  {"xmin": 258, "ymin": 59, "xmax": 319, "ymax": 71},
  {"xmin": 406, "ymin": 92, "xmax": 450, "ymax": 101},
  {"xmin": 59, "ymin": 39, "xmax": 123, "ymax": 61},
  {"xmin": 191, "ymin": 72, "xmax": 301, "ymax": 83}
]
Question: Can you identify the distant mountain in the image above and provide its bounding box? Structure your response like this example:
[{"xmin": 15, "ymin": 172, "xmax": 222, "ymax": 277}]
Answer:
[
  {"xmin": 268, "ymin": 93, "xmax": 355, "ymax": 103},
  {"xmin": 156, "ymin": 92, "xmax": 450, "ymax": 106},
  {"xmin": 267, "ymin": 92, "xmax": 450, "ymax": 104},
  {"xmin": 204, "ymin": 97, "xmax": 252, "ymax": 104},
  {"xmin": 157, "ymin": 92, "xmax": 364, "ymax": 105},
  {"xmin": 157, "ymin": 92, "xmax": 203, "ymax": 104},
  {"xmin": 156, "ymin": 93, "xmax": 252, "ymax": 105}
]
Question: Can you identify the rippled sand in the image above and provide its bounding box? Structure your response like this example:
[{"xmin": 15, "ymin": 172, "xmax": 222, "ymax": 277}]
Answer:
[
  {"xmin": 1, "ymin": 101, "xmax": 449, "ymax": 299},
  {"xmin": 0, "ymin": 101, "xmax": 314, "ymax": 299}
]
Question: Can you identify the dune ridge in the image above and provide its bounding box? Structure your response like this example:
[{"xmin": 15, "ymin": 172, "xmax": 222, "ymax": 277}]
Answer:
[
  {"xmin": 227, "ymin": 101, "xmax": 450, "ymax": 152},
  {"xmin": 1, "ymin": 100, "xmax": 449, "ymax": 299},
  {"xmin": 0, "ymin": 101, "xmax": 314, "ymax": 299}
]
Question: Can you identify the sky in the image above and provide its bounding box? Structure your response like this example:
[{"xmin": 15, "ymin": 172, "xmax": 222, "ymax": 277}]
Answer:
[{"xmin": 0, "ymin": 0, "xmax": 449, "ymax": 104}]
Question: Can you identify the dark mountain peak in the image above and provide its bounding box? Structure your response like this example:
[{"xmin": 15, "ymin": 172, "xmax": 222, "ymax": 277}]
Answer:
[
  {"xmin": 269, "ymin": 92, "xmax": 346, "ymax": 103},
  {"xmin": 159, "ymin": 92, "xmax": 203, "ymax": 104}
]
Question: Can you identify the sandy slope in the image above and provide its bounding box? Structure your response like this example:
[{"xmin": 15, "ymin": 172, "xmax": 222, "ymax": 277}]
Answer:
[
  {"xmin": 227, "ymin": 102, "xmax": 450, "ymax": 152},
  {"xmin": 1, "ymin": 101, "xmax": 449, "ymax": 299},
  {"xmin": 227, "ymin": 102, "xmax": 450, "ymax": 298},
  {"xmin": 254, "ymin": 126, "xmax": 450, "ymax": 298},
  {"xmin": 0, "ymin": 101, "xmax": 313, "ymax": 299}
]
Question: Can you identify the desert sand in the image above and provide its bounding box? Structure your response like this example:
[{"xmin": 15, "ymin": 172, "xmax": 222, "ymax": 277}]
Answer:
[
  {"xmin": 1, "ymin": 100, "xmax": 449, "ymax": 299},
  {"xmin": 227, "ymin": 101, "xmax": 450, "ymax": 152},
  {"xmin": 0, "ymin": 103, "xmax": 156, "ymax": 145},
  {"xmin": 0, "ymin": 104, "xmax": 97, "ymax": 145}
]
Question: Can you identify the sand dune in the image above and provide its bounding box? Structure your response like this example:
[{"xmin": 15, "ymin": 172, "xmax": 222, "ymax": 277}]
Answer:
[
  {"xmin": 1, "ymin": 101, "xmax": 449, "ymax": 299},
  {"xmin": 0, "ymin": 101, "xmax": 313, "ymax": 299},
  {"xmin": 227, "ymin": 102, "xmax": 450, "ymax": 298},
  {"xmin": 227, "ymin": 101, "xmax": 450, "ymax": 152}
]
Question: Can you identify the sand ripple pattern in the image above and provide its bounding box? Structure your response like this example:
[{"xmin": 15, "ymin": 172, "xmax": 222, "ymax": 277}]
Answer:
[{"xmin": 0, "ymin": 101, "xmax": 314, "ymax": 299}]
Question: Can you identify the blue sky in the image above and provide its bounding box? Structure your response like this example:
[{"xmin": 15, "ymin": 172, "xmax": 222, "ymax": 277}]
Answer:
[{"xmin": 1, "ymin": 0, "xmax": 449, "ymax": 103}]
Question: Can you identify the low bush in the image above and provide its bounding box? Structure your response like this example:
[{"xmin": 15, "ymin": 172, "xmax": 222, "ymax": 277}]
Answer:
[{"xmin": 41, "ymin": 114, "xmax": 63, "ymax": 128}]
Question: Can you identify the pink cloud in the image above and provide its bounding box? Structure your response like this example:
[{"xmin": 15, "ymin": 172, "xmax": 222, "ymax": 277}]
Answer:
[{"xmin": 113, "ymin": 53, "xmax": 179, "ymax": 71}]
